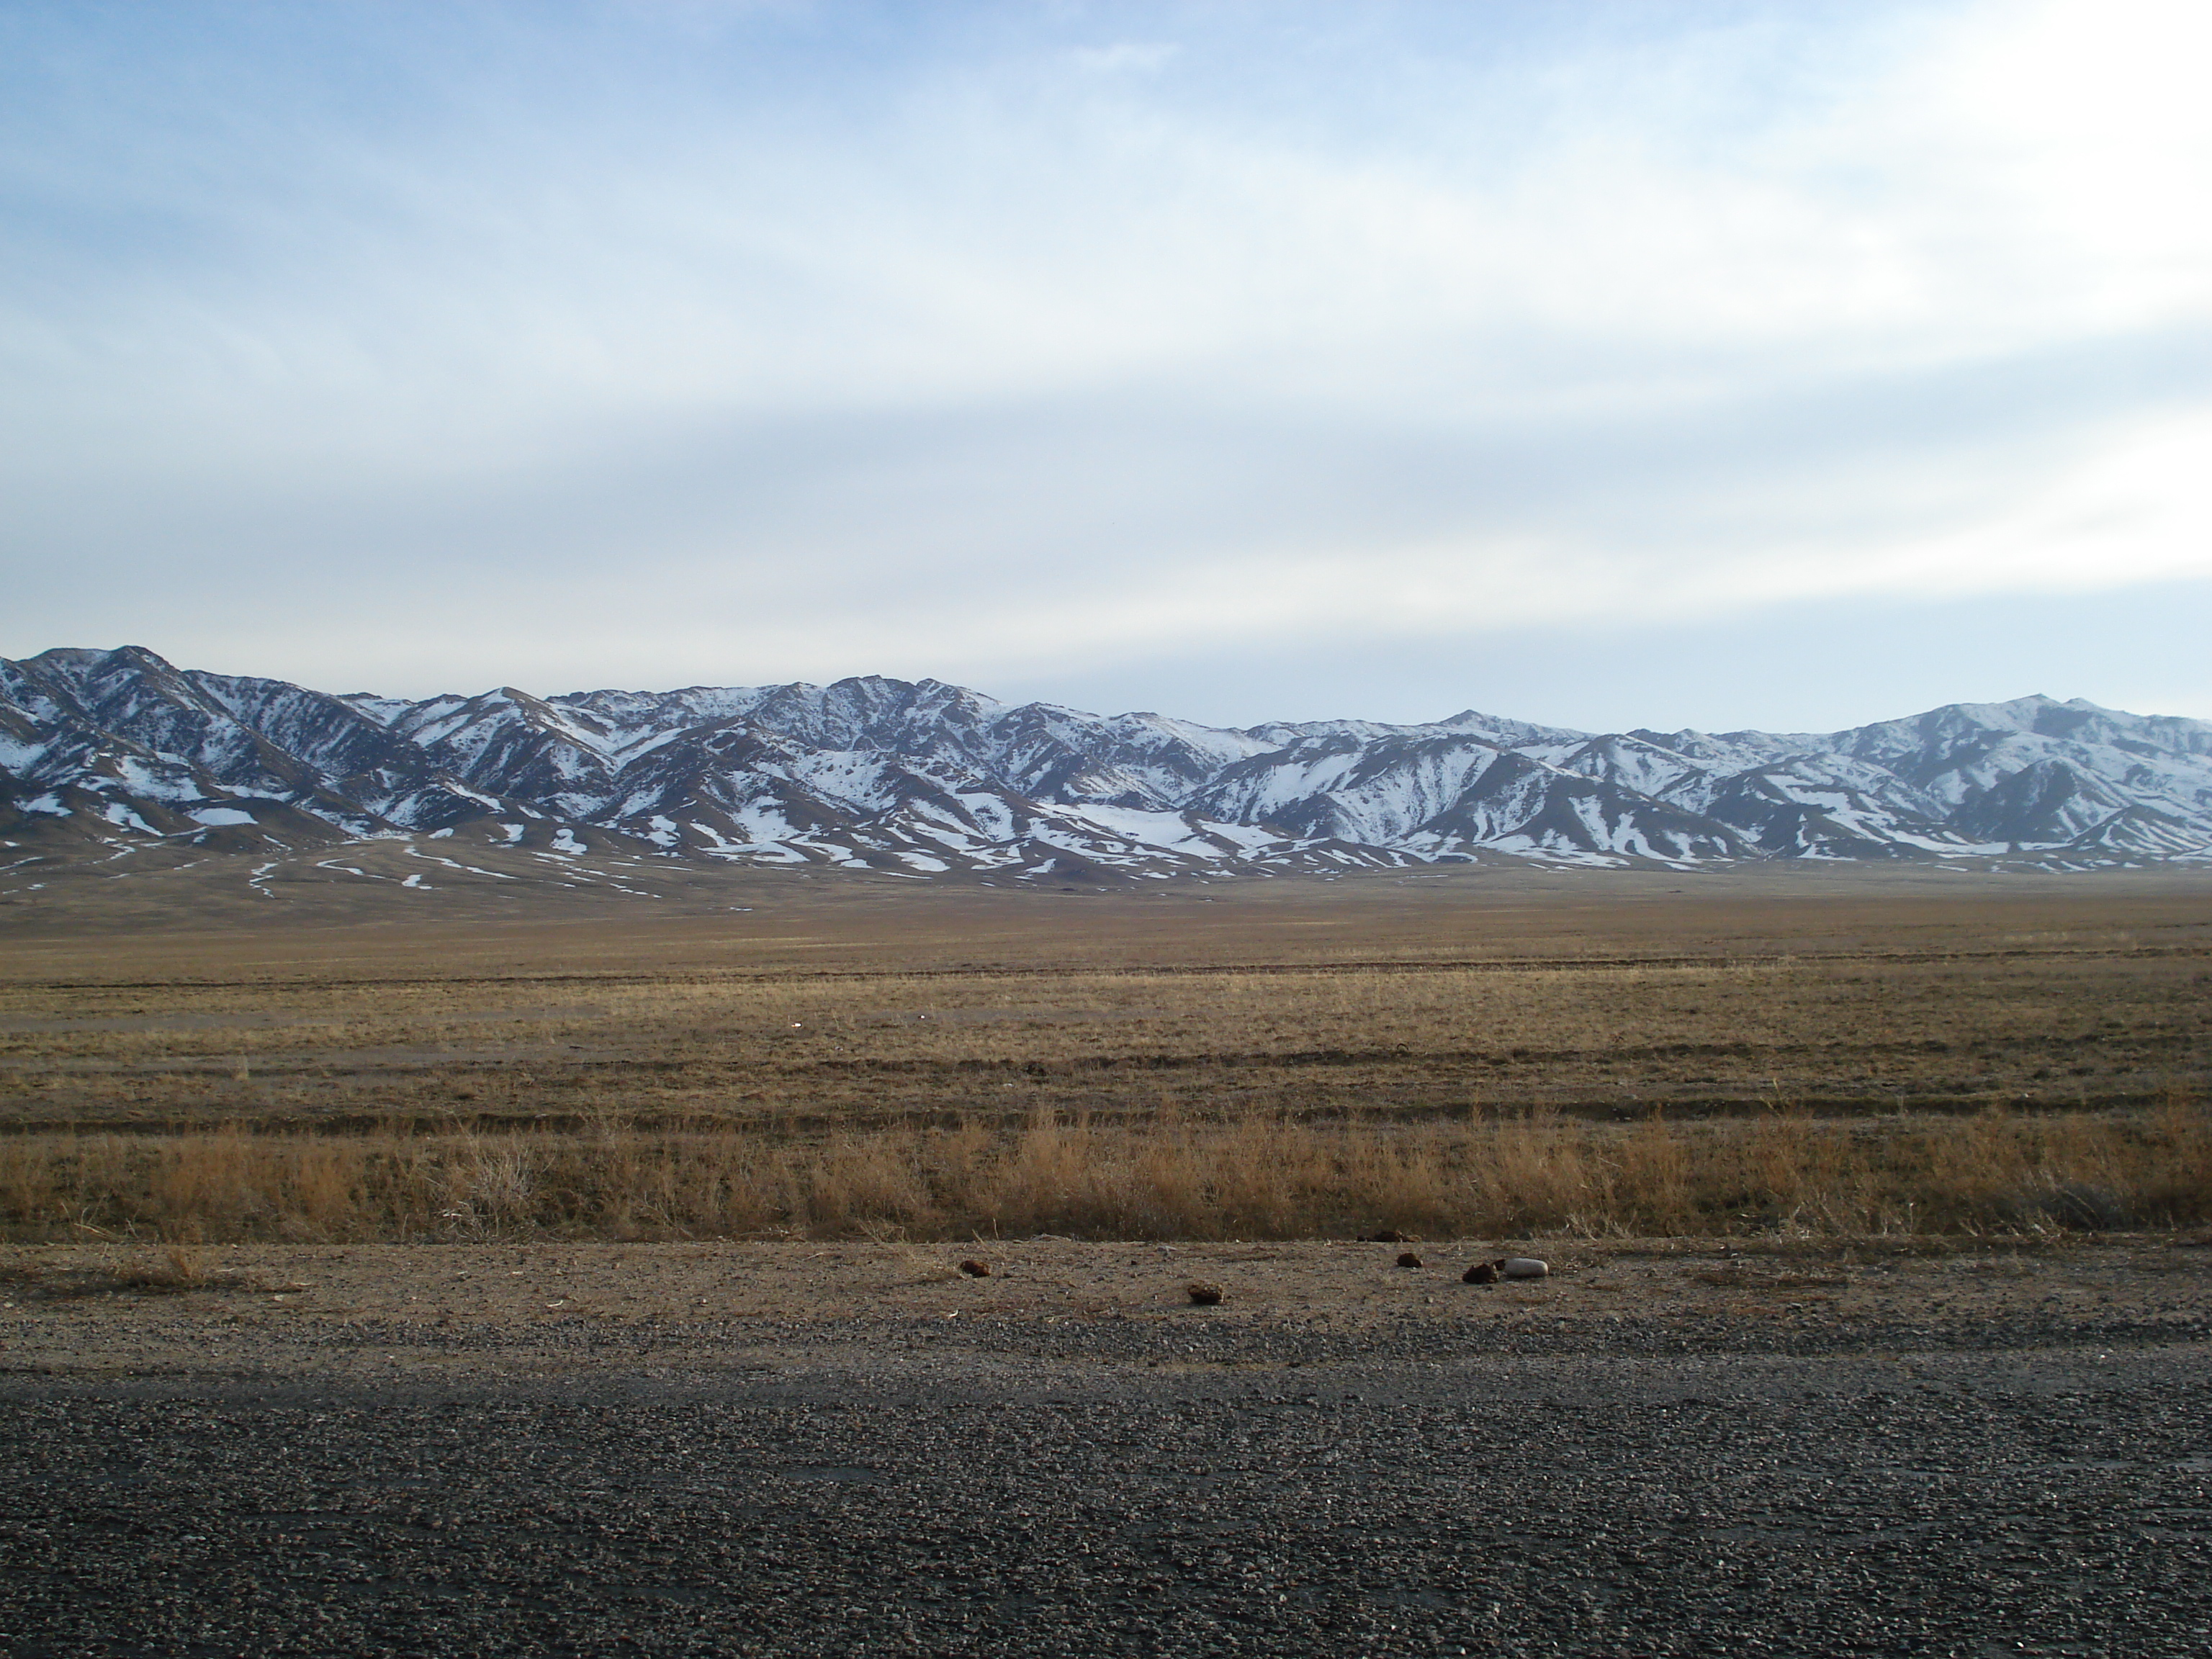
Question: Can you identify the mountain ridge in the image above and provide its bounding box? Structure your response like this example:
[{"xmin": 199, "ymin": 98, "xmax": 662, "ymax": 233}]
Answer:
[{"xmin": 4, "ymin": 647, "xmax": 2209, "ymax": 879}]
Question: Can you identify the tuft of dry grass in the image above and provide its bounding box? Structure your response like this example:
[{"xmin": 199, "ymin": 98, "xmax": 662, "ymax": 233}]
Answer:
[
  {"xmin": 1, "ymin": 1240, "xmax": 287, "ymax": 1300},
  {"xmin": 0, "ymin": 1096, "xmax": 2205, "ymax": 1244},
  {"xmin": 112, "ymin": 1243, "xmax": 210, "ymax": 1291}
]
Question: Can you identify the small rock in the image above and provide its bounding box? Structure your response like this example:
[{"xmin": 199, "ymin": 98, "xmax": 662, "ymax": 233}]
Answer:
[
  {"xmin": 1186, "ymin": 1282, "xmax": 1225, "ymax": 1306},
  {"xmin": 1396, "ymin": 1251, "xmax": 1424, "ymax": 1269},
  {"xmin": 958, "ymin": 1259, "xmax": 991, "ymax": 1277},
  {"xmin": 1501, "ymin": 1256, "xmax": 1550, "ymax": 1280},
  {"xmin": 1462, "ymin": 1261, "xmax": 1499, "ymax": 1285}
]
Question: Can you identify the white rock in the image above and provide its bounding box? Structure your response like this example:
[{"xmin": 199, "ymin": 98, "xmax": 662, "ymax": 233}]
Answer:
[{"xmin": 1501, "ymin": 1257, "xmax": 1550, "ymax": 1280}]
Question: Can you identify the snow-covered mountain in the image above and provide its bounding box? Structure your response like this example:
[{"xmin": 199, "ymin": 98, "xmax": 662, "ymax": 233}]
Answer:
[{"xmin": 4, "ymin": 645, "xmax": 2209, "ymax": 876}]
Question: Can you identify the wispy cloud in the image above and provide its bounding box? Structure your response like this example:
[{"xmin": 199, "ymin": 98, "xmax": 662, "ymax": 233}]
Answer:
[{"xmin": 1, "ymin": 0, "xmax": 2206, "ymax": 724}]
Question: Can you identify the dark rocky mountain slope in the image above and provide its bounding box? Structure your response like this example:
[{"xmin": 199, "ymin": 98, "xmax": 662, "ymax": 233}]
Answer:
[{"xmin": 4, "ymin": 646, "xmax": 2208, "ymax": 877}]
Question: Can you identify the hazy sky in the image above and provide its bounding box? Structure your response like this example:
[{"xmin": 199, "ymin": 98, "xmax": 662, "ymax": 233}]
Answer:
[{"xmin": 4, "ymin": 0, "xmax": 2208, "ymax": 732}]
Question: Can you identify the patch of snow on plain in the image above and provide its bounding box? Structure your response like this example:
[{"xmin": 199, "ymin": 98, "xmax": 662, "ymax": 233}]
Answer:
[
  {"xmin": 190, "ymin": 807, "xmax": 256, "ymax": 827},
  {"xmin": 405, "ymin": 850, "xmax": 515, "ymax": 879}
]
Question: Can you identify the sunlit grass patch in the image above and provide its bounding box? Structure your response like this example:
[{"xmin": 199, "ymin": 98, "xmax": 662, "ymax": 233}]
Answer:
[{"xmin": 3, "ymin": 1093, "xmax": 2204, "ymax": 1244}]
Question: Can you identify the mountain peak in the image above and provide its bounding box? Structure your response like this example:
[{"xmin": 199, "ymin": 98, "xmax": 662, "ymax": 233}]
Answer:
[{"xmin": 4, "ymin": 651, "xmax": 2207, "ymax": 877}]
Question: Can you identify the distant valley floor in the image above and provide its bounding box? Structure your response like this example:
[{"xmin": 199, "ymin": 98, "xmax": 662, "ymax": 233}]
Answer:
[{"xmin": 3, "ymin": 864, "xmax": 2209, "ymax": 1138}]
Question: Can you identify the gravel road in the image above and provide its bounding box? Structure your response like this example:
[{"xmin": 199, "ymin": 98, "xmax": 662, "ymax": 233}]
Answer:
[{"xmin": 4, "ymin": 1239, "xmax": 2208, "ymax": 1656}]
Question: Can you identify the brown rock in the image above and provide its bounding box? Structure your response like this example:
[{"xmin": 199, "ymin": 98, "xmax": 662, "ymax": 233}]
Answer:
[
  {"xmin": 1462, "ymin": 1261, "xmax": 1500, "ymax": 1285},
  {"xmin": 958, "ymin": 1259, "xmax": 991, "ymax": 1277},
  {"xmin": 1186, "ymin": 1282, "xmax": 1225, "ymax": 1305},
  {"xmin": 1396, "ymin": 1251, "xmax": 1424, "ymax": 1269}
]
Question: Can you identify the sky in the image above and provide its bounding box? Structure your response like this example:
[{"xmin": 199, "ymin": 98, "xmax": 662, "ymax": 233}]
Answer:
[{"xmin": 3, "ymin": 0, "xmax": 2209, "ymax": 734}]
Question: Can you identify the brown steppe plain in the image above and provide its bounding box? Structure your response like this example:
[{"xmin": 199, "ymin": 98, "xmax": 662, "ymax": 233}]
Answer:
[
  {"xmin": 2, "ymin": 849, "xmax": 2208, "ymax": 1251},
  {"xmin": 9, "ymin": 847, "xmax": 2208, "ymax": 1659}
]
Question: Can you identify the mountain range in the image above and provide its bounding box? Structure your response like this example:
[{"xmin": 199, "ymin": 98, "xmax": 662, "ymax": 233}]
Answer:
[{"xmin": 4, "ymin": 645, "xmax": 2210, "ymax": 879}]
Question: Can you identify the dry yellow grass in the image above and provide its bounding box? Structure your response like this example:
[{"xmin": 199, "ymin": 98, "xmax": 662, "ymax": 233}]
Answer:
[
  {"xmin": 6, "ymin": 868, "xmax": 2208, "ymax": 1241},
  {"xmin": 4, "ymin": 946, "xmax": 2206, "ymax": 1132},
  {"xmin": 4, "ymin": 1092, "xmax": 2204, "ymax": 1244}
]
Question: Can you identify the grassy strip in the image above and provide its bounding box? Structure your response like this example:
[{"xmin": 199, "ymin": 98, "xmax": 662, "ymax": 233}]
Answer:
[
  {"xmin": 3, "ymin": 1097, "xmax": 2206, "ymax": 1244},
  {"xmin": 9, "ymin": 950, "xmax": 2205, "ymax": 1133}
]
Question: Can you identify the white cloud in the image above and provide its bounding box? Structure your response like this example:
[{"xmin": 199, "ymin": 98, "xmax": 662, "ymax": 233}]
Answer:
[{"xmin": 1, "ymin": 0, "xmax": 2208, "ymax": 721}]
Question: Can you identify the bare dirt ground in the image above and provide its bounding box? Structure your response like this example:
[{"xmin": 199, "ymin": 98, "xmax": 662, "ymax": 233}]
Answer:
[
  {"xmin": 4, "ymin": 1235, "xmax": 2208, "ymax": 1655},
  {"xmin": 6, "ymin": 1233, "xmax": 2211, "ymax": 1385}
]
